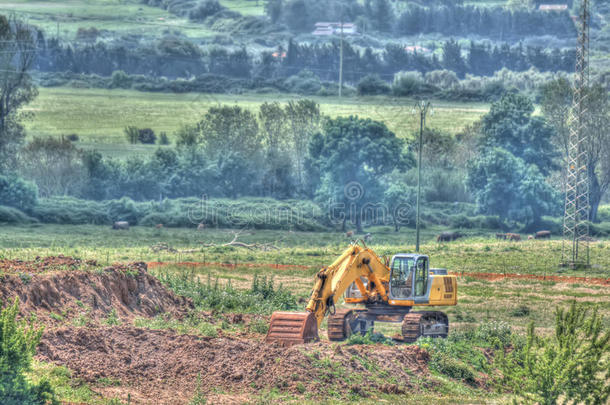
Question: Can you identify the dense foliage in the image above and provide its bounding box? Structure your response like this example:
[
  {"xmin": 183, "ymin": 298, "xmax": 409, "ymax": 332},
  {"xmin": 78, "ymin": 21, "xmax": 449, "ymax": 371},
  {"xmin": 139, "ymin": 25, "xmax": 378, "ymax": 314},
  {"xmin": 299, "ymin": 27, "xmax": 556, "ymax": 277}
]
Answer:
[
  {"xmin": 0, "ymin": 299, "xmax": 56, "ymax": 405},
  {"xmin": 498, "ymin": 302, "xmax": 610, "ymax": 405}
]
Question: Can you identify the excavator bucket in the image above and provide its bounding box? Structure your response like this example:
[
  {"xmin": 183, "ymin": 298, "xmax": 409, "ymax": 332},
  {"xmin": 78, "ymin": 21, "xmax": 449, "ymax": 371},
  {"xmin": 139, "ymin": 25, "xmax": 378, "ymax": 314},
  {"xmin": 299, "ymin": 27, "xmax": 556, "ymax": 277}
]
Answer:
[{"xmin": 265, "ymin": 311, "xmax": 319, "ymax": 346}]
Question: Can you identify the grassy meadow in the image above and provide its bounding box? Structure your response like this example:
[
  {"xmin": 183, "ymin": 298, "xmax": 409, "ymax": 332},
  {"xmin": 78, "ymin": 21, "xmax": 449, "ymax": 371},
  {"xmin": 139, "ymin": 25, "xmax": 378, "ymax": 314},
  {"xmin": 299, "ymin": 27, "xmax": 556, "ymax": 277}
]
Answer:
[
  {"xmin": 2, "ymin": 224, "xmax": 608, "ymax": 277},
  {"xmin": 24, "ymin": 87, "xmax": 489, "ymax": 157}
]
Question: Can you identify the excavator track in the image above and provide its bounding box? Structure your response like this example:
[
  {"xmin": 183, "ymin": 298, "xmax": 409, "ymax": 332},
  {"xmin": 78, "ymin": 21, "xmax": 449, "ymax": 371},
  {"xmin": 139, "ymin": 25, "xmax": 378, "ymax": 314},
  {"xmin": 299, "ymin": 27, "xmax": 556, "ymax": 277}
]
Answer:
[
  {"xmin": 327, "ymin": 309, "xmax": 354, "ymax": 341},
  {"xmin": 401, "ymin": 311, "xmax": 449, "ymax": 343}
]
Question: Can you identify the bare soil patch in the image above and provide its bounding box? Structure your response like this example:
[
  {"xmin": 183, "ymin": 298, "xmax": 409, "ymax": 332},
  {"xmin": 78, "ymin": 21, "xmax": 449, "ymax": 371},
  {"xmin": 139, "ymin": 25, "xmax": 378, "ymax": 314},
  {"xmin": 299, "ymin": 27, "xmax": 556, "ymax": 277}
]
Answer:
[
  {"xmin": 37, "ymin": 326, "xmax": 431, "ymax": 404},
  {"xmin": 0, "ymin": 259, "xmax": 192, "ymax": 324},
  {"xmin": 0, "ymin": 257, "xmax": 435, "ymax": 403}
]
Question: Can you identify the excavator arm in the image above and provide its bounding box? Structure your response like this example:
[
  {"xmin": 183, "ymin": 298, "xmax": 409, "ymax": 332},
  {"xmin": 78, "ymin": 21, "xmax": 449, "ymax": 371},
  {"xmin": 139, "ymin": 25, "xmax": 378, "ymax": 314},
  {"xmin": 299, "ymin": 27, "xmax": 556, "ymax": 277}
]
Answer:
[
  {"xmin": 266, "ymin": 243, "xmax": 391, "ymax": 345},
  {"xmin": 305, "ymin": 244, "xmax": 390, "ymax": 326}
]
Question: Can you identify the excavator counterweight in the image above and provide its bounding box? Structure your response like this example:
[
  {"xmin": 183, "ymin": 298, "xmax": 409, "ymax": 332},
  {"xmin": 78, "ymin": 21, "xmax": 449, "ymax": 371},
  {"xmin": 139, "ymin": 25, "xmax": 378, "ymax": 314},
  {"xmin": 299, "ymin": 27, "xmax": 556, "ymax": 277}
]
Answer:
[{"xmin": 266, "ymin": 242, "xmax": 457, "ymax": 346}]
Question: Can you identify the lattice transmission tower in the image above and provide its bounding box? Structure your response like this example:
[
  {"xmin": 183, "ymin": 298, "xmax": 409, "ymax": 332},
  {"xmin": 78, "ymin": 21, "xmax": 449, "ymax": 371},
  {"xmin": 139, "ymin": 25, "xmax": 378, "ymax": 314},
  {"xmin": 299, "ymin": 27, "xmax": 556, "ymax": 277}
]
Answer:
[{"xmin": 561, "ymin": 0, "xmax": 590, "ymax": 268}]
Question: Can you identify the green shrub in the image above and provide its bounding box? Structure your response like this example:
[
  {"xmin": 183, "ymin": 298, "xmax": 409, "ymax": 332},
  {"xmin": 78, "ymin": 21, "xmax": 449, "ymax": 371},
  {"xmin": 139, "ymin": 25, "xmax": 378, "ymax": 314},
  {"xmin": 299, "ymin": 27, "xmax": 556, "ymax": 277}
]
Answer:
[
  {"xmin": 158, "ymin": 132, "xmax": 170, "ymax": 145},
  {"xmin": 0, "ymin": 298, "xmax": 56, "ymax": 404},
  {"xmin": 0, "ymin": 175, "xmax": 38, "ymax": 212},
  {"xmin": 284, "ymin": 70, "xmax": 322, "ymax": 95},
  {"xmin": 429, "ymin": 351, "xmax": 477, "ymax": 384},
  {"xmin": 0, "ymin": 206, "xmax": 38, "ymax": 224},
  {"xmin": 498, "ymin": 302, "xmax": 610, "ymax": 405},
  {"xmin": 344, "ymin": 329, "xmax": 394, "ymax": 346},
  {"xmin": 510, "ymin": 305, "xmax": 530, "ymax": 317},
  {"xmin": 138, "ymin": 128, "xmax": 157, "ymax": 144},
  {"xmin": 392, "ymin": 71, "xmax": 424, "ymax": 96},
  {"xmin": 357, "ymin": 74, "xmax": 390, "ymax": 95},
  {"xmin": 154, "ymin": 271, "xmax": 298, "ymax": 314}
]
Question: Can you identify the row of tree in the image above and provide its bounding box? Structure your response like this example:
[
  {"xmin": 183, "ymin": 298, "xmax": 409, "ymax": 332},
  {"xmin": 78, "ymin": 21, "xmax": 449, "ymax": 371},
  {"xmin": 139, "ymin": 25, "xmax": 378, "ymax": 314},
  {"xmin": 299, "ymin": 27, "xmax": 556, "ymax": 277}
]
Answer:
[
  {"xmin": 32, "ymin": 33, "xmax": 576, "ymax": 82},
  {"xmin": 269, "ymin": 0, "xmax": 575, "ymax": 40}
]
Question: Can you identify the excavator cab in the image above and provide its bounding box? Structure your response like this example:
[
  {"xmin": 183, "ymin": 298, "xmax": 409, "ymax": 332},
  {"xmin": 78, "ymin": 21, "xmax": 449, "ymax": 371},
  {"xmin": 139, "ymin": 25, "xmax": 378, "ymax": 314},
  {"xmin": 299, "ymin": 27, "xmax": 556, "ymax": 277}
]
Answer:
[{"xmin": 389, "ymin": 254, "xmax": 428, "ymax": 300}]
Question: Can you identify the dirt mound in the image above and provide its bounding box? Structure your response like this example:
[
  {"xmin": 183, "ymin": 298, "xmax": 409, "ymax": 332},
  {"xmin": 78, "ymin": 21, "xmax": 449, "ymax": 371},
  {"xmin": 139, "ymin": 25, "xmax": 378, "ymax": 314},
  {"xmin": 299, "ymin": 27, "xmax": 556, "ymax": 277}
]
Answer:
[
  {"xmin": 37, "ymin": 326, "xmax": 431, "ymax": 404},
  {"xmin": 0, "ymin": 255, "xmax": 98, "ymax": 274},
  {"xmin": 0, "ymin": 261, "xmax": 192, "ymax": 324}
]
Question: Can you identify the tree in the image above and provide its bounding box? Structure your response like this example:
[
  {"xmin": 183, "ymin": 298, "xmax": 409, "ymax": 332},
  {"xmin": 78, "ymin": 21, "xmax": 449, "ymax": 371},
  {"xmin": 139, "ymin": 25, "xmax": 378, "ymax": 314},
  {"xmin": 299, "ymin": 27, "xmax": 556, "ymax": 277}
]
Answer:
[
  {"xmin": 284, "ymin": 100, "xmax": 322, "ymax": 194},
  {"xmin": 467, "ymin": 147, "xmax": 559, "ymax": 226},
  {"xmin": 309, "ymin": 116, "xmax": 410, "ymax": 232},
  {"xmin": 19, "ymin": 137, "xmax": 84, "ymax": 197},
  {"xmin": 197, "ymin": 105, "xmax": 261, "ymax": 161},
  {"xmin": 498, "ymin": 301, "xmax": 610, "ymax": 405},
  {"xmin": 480, "ymin": 92, "xmax": 558, "ymax": 176},
  {"xmin": 541, "ymin": 80, "xmax": 610, "ymax": 222},
  {"xmin": 0, "ymin": 298, "xmax": 56, "ymax": 404},
  {"xmin": 259, "ymin": 102, "xmax": 293, "ymax": 197},
  {"xmin": 0, "ymin": 15, "xmax": 38, "ymax": 172},
  {"xmin": 383, "ymin": 183, "xmax": 415, "ymax": 231}
]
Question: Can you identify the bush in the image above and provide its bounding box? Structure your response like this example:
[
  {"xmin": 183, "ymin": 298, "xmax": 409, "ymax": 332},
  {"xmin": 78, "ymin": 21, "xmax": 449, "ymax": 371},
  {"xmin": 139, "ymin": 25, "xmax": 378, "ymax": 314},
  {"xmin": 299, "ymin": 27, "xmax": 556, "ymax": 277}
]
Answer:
[
  {"xmin": 124, "ymin": 126, "xmax": 139, "ymax": 144},
  {"xmin": 0, "ymin": 175, "xmax": 38, "ymax": 212},
  {"xmin": 158, "ymin": 132, "xmax": 170, "ymax": 145},
  {"xmin": 138, "ymin": 128, "xmax": 157, "ymax": 144},
  {"xmin": 392, "ymin": 71, "xmax": 424, "ymax": 96},
  {"xmin": 189, "ymin": 0, "xmax": 223, "ymax": 20},
  {"xmin": 0, "ymin": 298, "xmax": 56, "ymax": 404},
  {"xmin": 284, "ymin": 70, "xmax": 322, "ymax": 95},
  {"xmin": 357, "ymin": 74, "xmax": 391, "ymax": 95},
  {"xmin": 0, "ymin": 206, "xmax": 38, "ymax": 225},
  {"xmin": 154, "ymin": 270, "xmax": 298, "ymax": 315},
  {"xmin": 498, "ymin": 302, "xmax": 610, "ymax": 405}
]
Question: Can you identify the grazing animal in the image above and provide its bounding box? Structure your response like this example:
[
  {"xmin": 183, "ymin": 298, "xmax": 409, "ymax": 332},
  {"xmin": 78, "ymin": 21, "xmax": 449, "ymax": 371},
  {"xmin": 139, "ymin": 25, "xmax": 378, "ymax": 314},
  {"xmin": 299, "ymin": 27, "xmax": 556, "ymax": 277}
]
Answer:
[
  {"xmin": 197, "ymin": 222, "xmax": 205, "ymax": 231},
  {"xmin": 496, "ymin": 233, "xmax": 507, "ymax": 240},
  {"xmin": 437, "ymin": 231, "xmax": 463, "ymax": 242},
  {"xmin": 364, "ymin": 233, "xmax": 372, "ymax": 242},
  {"xmin": 506, "ymin": 233, "xmax": 521, "ymax": 241},
  {"xmin": 155, "ymin": 224, "xmax": 163, "ymax": 229},
  {"xmin": 346, "ymin": 230, "xmax": 354, "ymax": 238},
  {"xmin": 535, "ymin": 230, "xmax": 551, "ymax": 239},
  {"xmin": 528, "ymin": 235, "xmax": 534, "ymax": 240},
  {"xmin": 112, "ymin": 221, "xmax": 129, "ymax": 230}
]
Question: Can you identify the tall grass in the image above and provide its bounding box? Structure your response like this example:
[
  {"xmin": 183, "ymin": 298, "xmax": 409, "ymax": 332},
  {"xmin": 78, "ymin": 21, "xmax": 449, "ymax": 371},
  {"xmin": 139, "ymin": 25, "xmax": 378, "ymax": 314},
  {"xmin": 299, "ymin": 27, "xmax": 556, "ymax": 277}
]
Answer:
[{"xmin": 154, "ymin": 269, "xmax": 298, "ymax": 314}]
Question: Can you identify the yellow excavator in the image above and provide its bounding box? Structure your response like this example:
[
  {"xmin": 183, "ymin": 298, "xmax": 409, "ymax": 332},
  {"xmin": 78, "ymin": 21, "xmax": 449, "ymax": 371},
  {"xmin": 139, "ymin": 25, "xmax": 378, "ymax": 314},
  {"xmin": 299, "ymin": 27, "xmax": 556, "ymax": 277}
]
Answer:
[{"xmin": 266, "ymin": 242, "xmax": 457, "ymax": 346}]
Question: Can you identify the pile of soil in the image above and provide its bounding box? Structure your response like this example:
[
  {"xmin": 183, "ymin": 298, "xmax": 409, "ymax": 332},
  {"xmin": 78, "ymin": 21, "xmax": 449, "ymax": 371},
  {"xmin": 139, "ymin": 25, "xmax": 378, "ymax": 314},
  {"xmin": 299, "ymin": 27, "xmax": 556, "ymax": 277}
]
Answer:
[
  {"xmin": 0, "ymin": 255, "xmax": 98, "ymax": 274},
  {"xmin": 0, "ymin": 260, "xmax": 192, "ymax": 324},
  {"xmin": 38, "ymin": 326, "xmax": 431, "ymax": 404}
]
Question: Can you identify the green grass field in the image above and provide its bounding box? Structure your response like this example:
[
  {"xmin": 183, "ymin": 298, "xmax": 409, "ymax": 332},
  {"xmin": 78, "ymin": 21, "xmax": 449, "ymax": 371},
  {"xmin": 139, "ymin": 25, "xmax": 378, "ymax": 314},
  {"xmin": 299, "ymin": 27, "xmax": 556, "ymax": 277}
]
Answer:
[
  {"xmin": 24, "ymin": 87, "xmax": 488, "ymax": 157},
  {"xmin": 2, "ymin": 224, "xmax": 608, "ymax": 277},
  {"xmin": 0, "ymin": 0, "xmax": 214, "ymax": 39}
]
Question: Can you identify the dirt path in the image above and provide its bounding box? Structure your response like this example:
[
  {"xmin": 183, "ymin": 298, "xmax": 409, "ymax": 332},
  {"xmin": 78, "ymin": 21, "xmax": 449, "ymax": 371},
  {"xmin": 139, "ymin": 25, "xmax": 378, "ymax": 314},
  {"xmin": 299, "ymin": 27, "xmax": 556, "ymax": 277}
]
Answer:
[{"xmin": 148, "ymin": 261, "xmax": 610, "ymax": 286}]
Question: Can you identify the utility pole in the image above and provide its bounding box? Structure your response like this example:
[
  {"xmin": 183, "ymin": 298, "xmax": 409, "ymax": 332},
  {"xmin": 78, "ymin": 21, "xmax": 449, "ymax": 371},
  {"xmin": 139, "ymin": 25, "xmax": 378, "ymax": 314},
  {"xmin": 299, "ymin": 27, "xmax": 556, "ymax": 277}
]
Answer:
[
  {"xmin": 414, "ymin": 100, "xmax": 431, "ymax": 253},
  {"xmin": 338, "ymin": 14, "xmax": 344, "ymax": 98}
]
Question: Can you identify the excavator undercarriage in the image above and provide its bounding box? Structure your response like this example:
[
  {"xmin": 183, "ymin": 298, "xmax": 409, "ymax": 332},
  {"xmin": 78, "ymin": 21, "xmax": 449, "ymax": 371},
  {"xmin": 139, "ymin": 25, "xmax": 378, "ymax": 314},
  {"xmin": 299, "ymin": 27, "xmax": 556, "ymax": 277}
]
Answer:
[{"xmin": 266, "ymin": 242, "xmax": 457, "ymax": 346}]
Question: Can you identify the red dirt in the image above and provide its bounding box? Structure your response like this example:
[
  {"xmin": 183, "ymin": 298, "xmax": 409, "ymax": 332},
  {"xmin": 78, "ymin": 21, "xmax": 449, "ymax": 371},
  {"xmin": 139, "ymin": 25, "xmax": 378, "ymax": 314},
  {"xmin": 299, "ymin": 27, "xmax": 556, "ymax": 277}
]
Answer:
[
  {"xmin": 147, "ymin": 261, "xmax": 610, "ymax": 286},
  {"xmin": 0, "ymin": 261, "xmax": 192, "ymax": 324},
  {"xmin": 37, "ymin": 326, "xmax": 431, "ymax": 404}
]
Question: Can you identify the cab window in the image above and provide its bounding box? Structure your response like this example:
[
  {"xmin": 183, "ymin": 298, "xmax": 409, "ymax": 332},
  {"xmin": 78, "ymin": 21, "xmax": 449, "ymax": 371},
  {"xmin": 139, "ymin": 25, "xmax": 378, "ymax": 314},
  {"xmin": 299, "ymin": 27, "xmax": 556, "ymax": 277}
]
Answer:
[{"xmin": 390, "ymin": 257, "xmax": 414, "ymax": 299}]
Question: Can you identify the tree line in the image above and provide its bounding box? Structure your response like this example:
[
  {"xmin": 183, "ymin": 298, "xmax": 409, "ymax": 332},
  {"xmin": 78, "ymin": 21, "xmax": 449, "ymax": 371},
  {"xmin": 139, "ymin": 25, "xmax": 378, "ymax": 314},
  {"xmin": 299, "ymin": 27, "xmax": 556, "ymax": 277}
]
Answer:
[
  {"xmin": 269, "ymin": 0, "xmax": 575, "ymax": 40},
  {"xmin": 32, "ymin": 33, "xmax": 575, "ymax": 83}
]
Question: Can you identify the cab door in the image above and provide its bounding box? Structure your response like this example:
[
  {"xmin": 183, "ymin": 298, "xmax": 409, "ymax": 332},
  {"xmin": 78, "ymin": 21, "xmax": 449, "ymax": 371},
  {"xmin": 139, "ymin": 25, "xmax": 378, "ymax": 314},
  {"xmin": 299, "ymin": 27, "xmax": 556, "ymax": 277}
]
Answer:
[{"xmin": 413, "ymin": 256, "xmax": 429, "ymax": 302}]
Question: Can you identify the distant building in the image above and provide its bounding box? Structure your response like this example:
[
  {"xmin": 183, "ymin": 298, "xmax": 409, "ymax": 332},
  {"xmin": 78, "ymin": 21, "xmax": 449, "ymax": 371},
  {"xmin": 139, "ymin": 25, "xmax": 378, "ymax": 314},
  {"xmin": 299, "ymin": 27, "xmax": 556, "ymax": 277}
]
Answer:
[
  {"xmin": 312, "ymin": 22, "xmax": 358, "ymax": 36},
  {"xmin": 538, "ymin": 4, "xmax": 568, "ymax": 11},
  {"xmin": 404, "ymin": 45, "xmax": 431, "ymax": 54}
]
